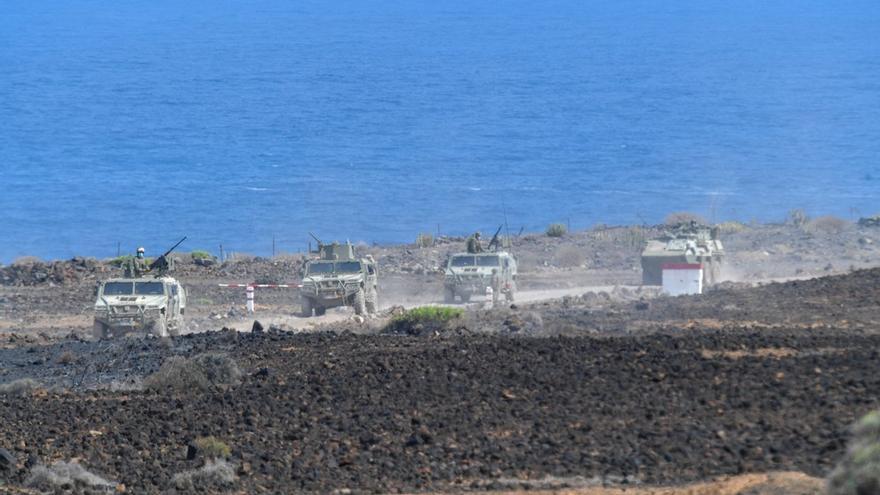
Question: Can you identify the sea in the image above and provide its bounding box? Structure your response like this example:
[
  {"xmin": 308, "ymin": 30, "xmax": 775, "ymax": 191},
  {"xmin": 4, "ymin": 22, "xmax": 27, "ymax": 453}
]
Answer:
[{"xmin": 1, "ymin": 0, "xmax": 879, "ymax": 262}]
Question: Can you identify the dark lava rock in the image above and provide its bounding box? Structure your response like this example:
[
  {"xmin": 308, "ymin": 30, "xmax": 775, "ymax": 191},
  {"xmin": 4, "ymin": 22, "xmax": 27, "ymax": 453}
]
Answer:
[{"xmin": 0, "ymin": 448, "xmax": 16, "ymax": 471}]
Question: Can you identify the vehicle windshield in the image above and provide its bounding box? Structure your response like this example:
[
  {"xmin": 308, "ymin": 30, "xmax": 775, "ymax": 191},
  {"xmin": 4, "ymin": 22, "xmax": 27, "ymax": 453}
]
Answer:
[
  {"xmin": 135, "ymin": 282, "xmax": 165, "ymax": 295},
  {"xmin": 476, "ymin": 255, "xmax": 501, "ymax": 267},
  {"xmin": 307, "ymin": 262, "xmax": 334, "ymax": 275},
  {"xmin": 450, "ymin": 256, "xmax": 475, "ymax": 267},
  {"xmin": 103, "ymin": 282, "xmax": 133, "ymax": 295},
  {"xmin": 307, "ymin": 261, "xmax": 362, "ymax": 275},
  {"xmin": 336, "ymin": 261, "xmax": 362, "ymax": 273}
]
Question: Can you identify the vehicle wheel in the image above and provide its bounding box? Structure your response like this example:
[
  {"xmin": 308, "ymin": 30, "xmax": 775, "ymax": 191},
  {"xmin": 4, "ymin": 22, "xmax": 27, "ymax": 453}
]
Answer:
[
  {"xmin": 168, "ymin": 318, "xmax": 183, "ymax": 337},
  {"xmin": 92, "ymin": 320, "xmax": 108, "ymax": 340},
  {"xmin": 444, "ymin": 288, "xmax": 455, "ymax": 304},
  {"xmin": 315, "ymin": 306, "xmax": 326, "ymax": 316},
  {"xmin": 354, "ymin": 290, "xmax": 366, "ymax": 316},
  {"xmin": 300, "ymin": 297, "xmax": 313, "ymax": 317},
  {"xmin": 365, "ymin": 290, "xmax": 378, "ymax": 314},
  {"xmin": 150, "ymin": 318, "xmax": 168, "ymax": 338},
  {"xmin": 460, "ymin": 293, "xmax": 471, "ymax": 303}
]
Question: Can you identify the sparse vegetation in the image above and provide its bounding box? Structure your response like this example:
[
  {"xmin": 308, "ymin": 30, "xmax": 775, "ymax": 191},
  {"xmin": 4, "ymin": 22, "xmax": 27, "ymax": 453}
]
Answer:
[
  {"xmin": 173, "ymin": 459, "xmax": 236, "ymax": 491},
  {"xmin": 144, "ymin": 353, "xmax": 241, "ymax": 393},
  {"xmin": 11, "ymin": 256, "xmax": 42, "ymax": 266},
  {"xmin": 664, "ymin": 212, "xmax": 706, "ymax": 225},
  {"xmin": 0, "ymin": 378, "xmax": 41, "ymax": 396},
  {"xmin": 787, "ymin": 208, "xmax": 809, "ymax": 227},
  {"xmin": 56, "ymin": 351, "xmax": 76, "ymax": 365},
  {"xmin": 110, "ymin": 254, "xmax": 153, "ymax": 266},
  {"xmin": 27, "ymin": 460, "xmax": 115, "ymax": 491},
  {"xmin": 806, "ymin": 215, "xmax": 850, "ymax": 235},
  {"xmin": 194, "ymin": 436, "xmax": 232, "ymax": 459},
  {"xmin": 716, "ymin": 221, "xmax": 749, "ymax": 234},
  {"xmin": 415, "ymin": 232, "xmax": 434, "ymax": 248},
  {"xmin": 827, "ymin": 410, "xmax": 880, "ymax": 495},
  {"xmin": 191, "ymin": 250, "xmax": 213, "ymax": 260},
  {"xmin": 553, "ymin": 246, "xmax": 586, "ymax": 268},
  {"xmin": 385, "ymin": 306, "xmax": 464, "ymax": 335},
  {"xmin": 546, "ymin": 223, "xmax": 567, "ymax": 237}
]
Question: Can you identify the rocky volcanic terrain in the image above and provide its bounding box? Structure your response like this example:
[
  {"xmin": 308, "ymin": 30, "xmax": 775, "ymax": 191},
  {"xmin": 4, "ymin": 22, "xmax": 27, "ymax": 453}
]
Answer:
[
  {"xmin": 0, "ymin": 220, "xmax": 879, "ymax": 493},
  {"xmin": 0, "ymin": 265, "xmax": 877, "ymax": 493}
]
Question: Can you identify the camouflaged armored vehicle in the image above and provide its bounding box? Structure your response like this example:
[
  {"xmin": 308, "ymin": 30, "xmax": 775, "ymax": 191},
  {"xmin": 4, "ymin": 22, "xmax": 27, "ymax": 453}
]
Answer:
[
  {"xmin": 93, "ymin": 276, "xmax": 187, "ymax": 338},
  {"xmin": 300, "ymin": 238, "xmax": 378, "ymax": 317},
  {"xmin": 640, "ymin": 222, "xmax": 724, "ymax": 286},
  {"xmin": 93, "ymin": 238, "xmax": 188, "ymax": 339},
  {"xmin": 444, "ymin": 251, "xmax": 518, "ymax": 303},
  {"xmin": 444, "ymin": 228, "xmax": 517, "ymax": 303}
]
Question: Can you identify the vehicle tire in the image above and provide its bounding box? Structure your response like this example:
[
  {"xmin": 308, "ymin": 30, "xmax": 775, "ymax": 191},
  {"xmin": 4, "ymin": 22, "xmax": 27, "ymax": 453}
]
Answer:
[
  {"xmin": 92, "ymin": 320, "xmax": 108, "ymax": 340},
  {"xmin": 460, "ymin": 293, "xmax": 471, "ymax": 303},
  {"xmin": 315, "ymin": 306, "xmax": 326, "ymax": 316},
  {"xmin": 168, "ymin": 318, "xmax": 183, "ymax": 337},
  {"xmin": 365, "ymin": 290, "xmax": 378, "ymax": 314},
  {"xmin": 300, "ymin": 297, "xmax": 313, "ymax": 317},
  {"xmin": 150, "ymin": 318, "xmax": 168, "ymax": 338},
  {"xmin": 354, "ymin": 290, "xmax": 366, "ymax": 316},
  {"xmin": 444, "ymin": 288, "xmax": 455, "ymax": 304}
]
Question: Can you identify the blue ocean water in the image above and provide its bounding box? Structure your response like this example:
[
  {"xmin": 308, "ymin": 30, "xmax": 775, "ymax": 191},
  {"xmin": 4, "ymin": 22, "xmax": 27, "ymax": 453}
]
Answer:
[{"xmin": 1, "ymin": 0, "xmax": 879, "ymax": 261}]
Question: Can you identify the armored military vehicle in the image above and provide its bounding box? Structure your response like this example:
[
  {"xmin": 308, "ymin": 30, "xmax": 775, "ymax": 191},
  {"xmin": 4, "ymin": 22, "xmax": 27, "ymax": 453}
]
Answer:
[
  {"xmin": 444, "ymin": 227, "xmax": 518, "ymax": 303},
  {"xmin": 93, "ymin": 276, "xmax": 187, "ymax": 338},
  {"xmin": 640, "ymin": 222, "xmax": 724, "ymax": 286},
  {"xmin": 93, "ymin": 238, "xmax": 188, "ymax": 339},
  {"xmin": 299, "ymin": 237, "xmax": 378, "ymax": 317}
]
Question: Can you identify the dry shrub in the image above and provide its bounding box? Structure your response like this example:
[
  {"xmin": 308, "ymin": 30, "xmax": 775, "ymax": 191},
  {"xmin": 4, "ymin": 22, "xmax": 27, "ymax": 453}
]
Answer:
[
  {"xmin": 173, "ymin": 459, "xmax": 236, "ymax": 491},
  {"xmin": 194, "ymin": 436, "xmax": 232, "ymax": 459},
  {"xmin": 806, "ymin": 215, "xmax": 850, "ymax": 235},
  {"xmin": 553, "ymin": 246, "xmax": 586, "ymax": 268},
  {"xmin": 716, "ymin": 221, "xmax": 748, "ymax": 234},
  {"xmin": 27, "ymin": 460, "xmax": 115, "ymax": 491},
  {"xmin": 827, "ymin": 410, "xmax": 880, "ymax": 494},
  {"xmin": 144, "ymin": 353, "xmax": 241, "ymax": 393},
  {"xmin": 0, "ymin": 378, "xmax": 41, "ymax": 396},
  {"xmin": 664, "ymin": 212, "xmax": 706, "ymax": 225},
  {"xmin": 11, "ymin": 256, "xmax": 42, "ymax": 266},
  {"xmin": 56, "ymin": 351, "xmax": 76, "ymax": 365}
]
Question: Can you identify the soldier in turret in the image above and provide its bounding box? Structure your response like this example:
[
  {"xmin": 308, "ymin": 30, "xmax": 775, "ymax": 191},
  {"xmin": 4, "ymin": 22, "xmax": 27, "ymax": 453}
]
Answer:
[
  {"xmin": 124, "ymin": 247, "xmax": 150, "ymax": 278},
  {"xmin": 466, "ymin": 232, "xmax": 483, "ymax": 254}
]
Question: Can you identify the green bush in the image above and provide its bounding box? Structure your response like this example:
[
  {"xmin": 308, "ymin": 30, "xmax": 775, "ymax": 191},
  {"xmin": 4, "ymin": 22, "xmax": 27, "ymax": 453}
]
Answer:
[
  {"xmin": 415, "ymin": 232, "xmax": 434, "ymax": 248},
  {"xmin": 828, "ymin": 410, "xmax": 880, "ymax": 495},
  {"xmin": 385, "ymin": 306, "xmax": 464, "ymax": 335},
  {"xmin": 191, "ymin": 250, "xmax": 213, "ymax": 260},
  {"xmin": 546, "ymin": 223, "xmax": 567, "ymax": 237},
  {"xmin": 193, "ymin": 436, "xmax": 232, "ymax": 459}
]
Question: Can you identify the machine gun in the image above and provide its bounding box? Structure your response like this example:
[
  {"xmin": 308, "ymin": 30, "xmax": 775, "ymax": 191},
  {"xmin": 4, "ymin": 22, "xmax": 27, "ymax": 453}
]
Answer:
[
  {"xmin": 148, "ymin": 236, "xmax": 187, "ymax": 275},
  {"xmin": 486, "ymin": 225, "xmax": 504, "ymax": 252},
  {"xmin": 309, "ymin": 232, "xmax": 323, "ymax": 253}
]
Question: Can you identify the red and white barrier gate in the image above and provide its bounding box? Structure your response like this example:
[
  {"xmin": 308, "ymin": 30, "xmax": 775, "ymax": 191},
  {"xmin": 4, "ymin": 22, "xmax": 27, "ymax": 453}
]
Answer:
[{"xmin": 218, "ymin": 283, "xmax": 296, "ymax": 314}]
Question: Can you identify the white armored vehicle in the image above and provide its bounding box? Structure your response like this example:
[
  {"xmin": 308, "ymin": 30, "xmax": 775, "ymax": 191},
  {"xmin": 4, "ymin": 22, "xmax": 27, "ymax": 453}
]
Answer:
[
  {"xmin": 299, "ymin": 236, "xmax": 379, "ymax": 317},
  {"xmin": 93, "ymin": 238, "xmax": 188, "ymax": 339},
  {"xmin": 93, "ymin": 276, "xmax": 187, "ymax": 339},
  {"xmin": 444, "ymin": 227, "xmax": 517, "ymax": 303}
]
